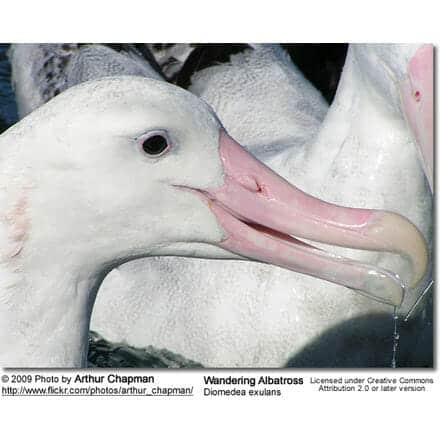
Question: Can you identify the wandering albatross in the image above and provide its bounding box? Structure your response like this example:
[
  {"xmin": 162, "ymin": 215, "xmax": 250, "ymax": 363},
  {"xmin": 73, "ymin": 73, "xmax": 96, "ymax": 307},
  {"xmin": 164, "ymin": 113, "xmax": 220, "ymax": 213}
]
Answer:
[
  {"xmin": 6, "ymin": 44, "xmax": 432, "ymax": 367},
  {"xmin": 93, "ymin": 44, "xmax": 432, "ymax": 367}
]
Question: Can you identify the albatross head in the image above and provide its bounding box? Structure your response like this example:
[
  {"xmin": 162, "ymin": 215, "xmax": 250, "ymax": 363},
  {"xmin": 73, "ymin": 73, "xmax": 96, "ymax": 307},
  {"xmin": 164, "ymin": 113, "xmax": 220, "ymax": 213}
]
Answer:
[
  {"xmin": 0, "ymin": 76, "xmax": 429, "ymax": 366},
  {"xmin": 2, "ymin": 75, "xmax": 429, "ymax": 304}
]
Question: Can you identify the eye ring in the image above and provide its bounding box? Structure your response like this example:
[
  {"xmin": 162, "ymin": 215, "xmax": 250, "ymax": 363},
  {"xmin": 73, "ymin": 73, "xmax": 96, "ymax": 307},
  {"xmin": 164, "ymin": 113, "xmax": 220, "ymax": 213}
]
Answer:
[{"xmin": 137, "ymin": 130, "xmax": 171, "ymax": 157}]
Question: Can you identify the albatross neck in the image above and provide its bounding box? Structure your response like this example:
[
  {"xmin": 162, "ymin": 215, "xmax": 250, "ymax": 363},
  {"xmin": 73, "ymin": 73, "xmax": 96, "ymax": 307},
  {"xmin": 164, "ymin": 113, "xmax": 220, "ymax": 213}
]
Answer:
[{"xmin": 0, "ymin": 264, "xmax": 99, "ymax": 368}]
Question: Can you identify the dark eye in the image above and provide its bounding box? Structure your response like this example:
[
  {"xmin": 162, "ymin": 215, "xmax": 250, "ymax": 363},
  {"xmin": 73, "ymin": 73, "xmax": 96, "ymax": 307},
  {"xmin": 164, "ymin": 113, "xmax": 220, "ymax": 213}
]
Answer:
[{"xmin": 141, "ymin": 134, "xmax": 170, "ymax": 156}]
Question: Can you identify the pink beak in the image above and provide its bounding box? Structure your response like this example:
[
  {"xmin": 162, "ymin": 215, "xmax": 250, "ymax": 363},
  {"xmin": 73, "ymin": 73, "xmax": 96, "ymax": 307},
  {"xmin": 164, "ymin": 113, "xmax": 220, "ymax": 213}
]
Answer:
[
  {"xmin": 197, "ymin": 131, "xmax": 429, "ymax": 307},
  {"xmin": 400, "ymin": 44, "xmax": 433, "ymax": 192}
]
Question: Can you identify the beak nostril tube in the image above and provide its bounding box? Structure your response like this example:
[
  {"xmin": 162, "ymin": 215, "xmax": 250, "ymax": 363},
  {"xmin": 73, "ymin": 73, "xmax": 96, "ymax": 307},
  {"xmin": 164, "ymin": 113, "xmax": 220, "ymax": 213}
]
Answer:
[{"xmin": 234, "ymin": 174, "xmax": 260, "ymax": 193}]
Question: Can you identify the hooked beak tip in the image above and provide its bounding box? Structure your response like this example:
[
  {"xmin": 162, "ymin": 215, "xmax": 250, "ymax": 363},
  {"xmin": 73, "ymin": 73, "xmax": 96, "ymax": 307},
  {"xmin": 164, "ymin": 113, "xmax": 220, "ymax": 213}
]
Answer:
[{"xmin": 366, "ymin": 211, "xmax": 429, "ymax": 289}]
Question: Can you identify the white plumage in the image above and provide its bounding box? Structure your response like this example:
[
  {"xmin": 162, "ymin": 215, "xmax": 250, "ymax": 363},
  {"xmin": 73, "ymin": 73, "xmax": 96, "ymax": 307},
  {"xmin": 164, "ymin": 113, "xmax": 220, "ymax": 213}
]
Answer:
[
  {"xmin": 92, "ymin": 44, "xmax": 432, "ymax": 367},
  {"xmin": 6, "ymin": 44, "xmax": 432, "ymax": 367}
]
